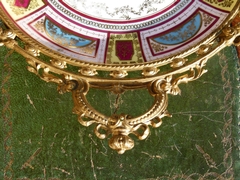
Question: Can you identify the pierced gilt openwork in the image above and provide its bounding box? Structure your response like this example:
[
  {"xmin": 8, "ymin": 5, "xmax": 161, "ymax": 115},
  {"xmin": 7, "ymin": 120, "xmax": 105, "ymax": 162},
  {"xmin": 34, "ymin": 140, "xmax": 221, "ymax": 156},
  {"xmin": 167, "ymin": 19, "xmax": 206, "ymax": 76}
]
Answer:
[{"xmin": 0, "ymin": 0, "xmax": 240, "ymax": 153}]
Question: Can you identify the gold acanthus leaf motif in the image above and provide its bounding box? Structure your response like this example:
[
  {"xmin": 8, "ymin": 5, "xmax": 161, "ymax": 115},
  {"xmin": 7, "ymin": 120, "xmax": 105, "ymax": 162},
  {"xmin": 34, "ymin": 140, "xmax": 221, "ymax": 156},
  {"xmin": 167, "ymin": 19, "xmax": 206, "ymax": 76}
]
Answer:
[
  {"xmin": 219, "ymin": 24, "xmax": 240, "ymax": 46},
  {"xmin": 95, "ymin": 114, "xmax": 150, "ymax": 154},
  {"xmin": 153, "ymin": 58, "xmax": 208, "ymax": 95},
  {"xmin": 26, "ymin": 59, "xmax": 63, "ymax": 84},
  {"xmin": 79, "ymin": 67, "xmax": 98, "ymax": 76},
  {"xmin": 110, "ymin": 70, "xmax": 128, "ymax": 78},
  {"xmin": 57, "ymin": 80, "xmax": 78, "ymax": 94},
  {"xmin": 0, "ymin": 27, "xmax": 17, "ymax": 48},
  {"xmin": 25, "ymin": 44, "xmax": 40, "ymax": 57},
  {"xmin": 50, "ymin": 59, "xmax": 67, "ymax": 69}
]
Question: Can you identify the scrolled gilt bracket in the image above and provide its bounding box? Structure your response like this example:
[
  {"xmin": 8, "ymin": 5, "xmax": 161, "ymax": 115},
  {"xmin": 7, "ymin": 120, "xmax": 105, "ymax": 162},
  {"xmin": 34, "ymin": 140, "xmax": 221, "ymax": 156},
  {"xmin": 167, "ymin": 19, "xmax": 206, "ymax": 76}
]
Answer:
[
  {"xmin": 1, "ymin": 17, "xmax": 240, "ymax": 153},
  {"xmin": 53, "ymin": 56, "xmax": 208, "ymax": 154},
  {"xmin": 71, "ymin": 79, "xmax": 170, "ymax": 154}
]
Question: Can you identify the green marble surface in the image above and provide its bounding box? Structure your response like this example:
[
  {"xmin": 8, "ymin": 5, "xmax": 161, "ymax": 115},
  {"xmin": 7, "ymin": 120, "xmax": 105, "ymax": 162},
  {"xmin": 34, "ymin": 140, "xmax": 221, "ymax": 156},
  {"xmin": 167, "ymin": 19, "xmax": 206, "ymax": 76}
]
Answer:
[{"xmin": 1, "ymin": 44, "xmax": 240, "ymax": 179}]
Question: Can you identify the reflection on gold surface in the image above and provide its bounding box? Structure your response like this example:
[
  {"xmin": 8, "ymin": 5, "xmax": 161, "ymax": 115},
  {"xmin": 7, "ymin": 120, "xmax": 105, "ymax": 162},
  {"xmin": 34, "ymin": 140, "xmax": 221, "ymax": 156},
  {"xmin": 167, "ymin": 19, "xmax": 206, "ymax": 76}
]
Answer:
[{"xmin": 0, "ymin": 1, "xmax": 239, "ymax": 154}]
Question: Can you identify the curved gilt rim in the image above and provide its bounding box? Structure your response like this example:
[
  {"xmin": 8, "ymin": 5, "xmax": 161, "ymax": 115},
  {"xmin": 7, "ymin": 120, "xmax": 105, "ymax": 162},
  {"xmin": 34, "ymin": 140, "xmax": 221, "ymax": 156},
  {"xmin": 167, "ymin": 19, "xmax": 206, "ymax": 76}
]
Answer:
[{"xmin": 0, "ymin": 2, "xmax": 239, "ymax": 70}]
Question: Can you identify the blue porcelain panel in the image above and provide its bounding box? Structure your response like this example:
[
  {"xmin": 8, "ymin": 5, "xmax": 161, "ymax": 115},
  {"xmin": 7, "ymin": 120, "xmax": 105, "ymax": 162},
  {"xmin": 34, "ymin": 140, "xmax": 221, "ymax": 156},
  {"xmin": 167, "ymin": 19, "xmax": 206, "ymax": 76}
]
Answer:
[
  {"xmin": 44, "ymin": 19, "xmax": 93, "ymax": 48},
  {"xmin": 152, "ymin": 13, "xmax": 202, "ymax": 45}
]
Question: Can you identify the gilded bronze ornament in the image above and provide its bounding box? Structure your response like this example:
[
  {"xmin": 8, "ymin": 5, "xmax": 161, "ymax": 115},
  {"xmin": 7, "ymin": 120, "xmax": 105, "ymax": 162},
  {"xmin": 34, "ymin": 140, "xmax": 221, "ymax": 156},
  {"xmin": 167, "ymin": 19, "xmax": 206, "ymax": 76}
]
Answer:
[{"xmin": 0, "ymin": 0, "xmax": 240, "ymax": 154}]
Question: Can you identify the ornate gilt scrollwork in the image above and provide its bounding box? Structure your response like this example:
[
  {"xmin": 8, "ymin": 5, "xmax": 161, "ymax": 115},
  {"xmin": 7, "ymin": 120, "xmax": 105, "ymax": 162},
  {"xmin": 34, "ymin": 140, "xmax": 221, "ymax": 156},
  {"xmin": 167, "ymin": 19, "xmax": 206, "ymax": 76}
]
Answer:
[
  {"xmin": 0, "ymin": 27, "xmax": 16, "ymax": 48},
  {"xmin": 0, "ymin": 9, "xmax": 240, "ymax": 153},
  {"xmin": 71, "ymin": 79, "xmax": 170, "ymax": 154},
  {"xmin": 25, "ymin": 44, "xmax": 40, "ymax": 57}
]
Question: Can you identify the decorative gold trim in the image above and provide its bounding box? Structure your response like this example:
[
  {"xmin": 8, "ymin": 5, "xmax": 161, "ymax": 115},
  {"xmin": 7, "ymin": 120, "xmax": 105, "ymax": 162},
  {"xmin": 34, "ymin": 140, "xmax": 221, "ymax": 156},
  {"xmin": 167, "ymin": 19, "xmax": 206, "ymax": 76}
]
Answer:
[
  {"xmin": 0, "ymin": 2, "xmax": 239, "ymax": 70},
  {"xmin": 106, "ymin": 33, "xmax": 144, "ymax": 64},
  {"xmin": 0, "ymin": 4, "xmax": 239, "ymax": 153}
]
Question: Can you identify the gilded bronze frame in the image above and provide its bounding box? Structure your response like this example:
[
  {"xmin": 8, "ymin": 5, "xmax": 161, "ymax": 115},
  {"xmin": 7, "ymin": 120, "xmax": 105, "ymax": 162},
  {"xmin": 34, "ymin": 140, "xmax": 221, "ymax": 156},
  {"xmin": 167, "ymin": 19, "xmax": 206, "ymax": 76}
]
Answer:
[{"xmin": 0, "ymin": 4, "xmax": 240, "ymax": 154}]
